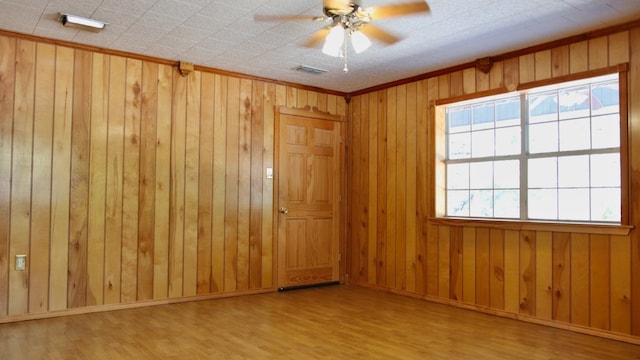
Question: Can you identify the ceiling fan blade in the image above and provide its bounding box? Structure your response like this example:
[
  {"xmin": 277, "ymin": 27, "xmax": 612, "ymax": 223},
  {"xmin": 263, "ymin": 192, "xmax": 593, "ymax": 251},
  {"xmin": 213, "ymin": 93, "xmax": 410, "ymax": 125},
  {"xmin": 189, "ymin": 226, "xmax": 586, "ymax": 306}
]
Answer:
[
  {"xmin": 253, "ymin": 14, "xmax": 320, "ymax": 22},
  {"xmin": 303, "ymin": 27, "xmax": 332, "ymax": 48},
  {"xmin": 359, "ymin": 24, "xmax": 401, "ymax": 45},
  {"xmin": 367, "ymin": 1, "xmax": 430, "ymax": 20}
]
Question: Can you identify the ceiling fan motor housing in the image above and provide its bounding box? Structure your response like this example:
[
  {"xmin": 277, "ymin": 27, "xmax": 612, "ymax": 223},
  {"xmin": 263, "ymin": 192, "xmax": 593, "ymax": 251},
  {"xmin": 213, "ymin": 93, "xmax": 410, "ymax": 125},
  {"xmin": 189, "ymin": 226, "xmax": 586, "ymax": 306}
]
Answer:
[{"xmin": 324, "ymin": 0, "xmax": 363, "ymax": 17}]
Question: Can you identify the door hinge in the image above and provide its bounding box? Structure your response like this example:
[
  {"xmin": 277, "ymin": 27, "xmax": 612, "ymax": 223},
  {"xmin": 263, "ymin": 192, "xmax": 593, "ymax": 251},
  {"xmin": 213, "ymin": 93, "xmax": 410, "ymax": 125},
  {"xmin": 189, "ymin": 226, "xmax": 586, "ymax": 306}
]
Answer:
[
  {"xmin": 339, "ymin": 135, "xmax": 343, "ymax": 144},
  {"xmin": 338, "ymin": 253, "xmax": 342, "ymax": 262},
  {"xmin": 338, "ymin": 194, "xmax": 342, "ymax": 203}
]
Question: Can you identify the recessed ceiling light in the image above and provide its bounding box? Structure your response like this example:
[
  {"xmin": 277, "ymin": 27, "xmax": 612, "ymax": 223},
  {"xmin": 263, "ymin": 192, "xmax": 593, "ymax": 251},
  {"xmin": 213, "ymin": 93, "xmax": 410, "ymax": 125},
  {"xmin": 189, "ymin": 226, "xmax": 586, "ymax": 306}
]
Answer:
[{"xmin": 59, "ymin": 13, "xmax": 107, "ymax": 32}]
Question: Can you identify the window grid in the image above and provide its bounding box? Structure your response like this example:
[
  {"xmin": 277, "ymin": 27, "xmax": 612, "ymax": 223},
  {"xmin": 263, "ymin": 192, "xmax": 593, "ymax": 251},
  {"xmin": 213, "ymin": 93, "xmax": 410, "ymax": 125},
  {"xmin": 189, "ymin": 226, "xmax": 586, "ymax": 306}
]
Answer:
[{"xmin": 445, "ymin": 74, "xmax": 620, "ymax": 223}]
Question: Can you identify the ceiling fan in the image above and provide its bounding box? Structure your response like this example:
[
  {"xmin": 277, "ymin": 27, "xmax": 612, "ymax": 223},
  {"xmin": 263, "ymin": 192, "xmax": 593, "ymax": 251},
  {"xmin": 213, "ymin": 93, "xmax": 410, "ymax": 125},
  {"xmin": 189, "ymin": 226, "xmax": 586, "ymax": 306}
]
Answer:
[{"xmin": 255, "ymin": 0, "xmax": 431, "ymax": 72}]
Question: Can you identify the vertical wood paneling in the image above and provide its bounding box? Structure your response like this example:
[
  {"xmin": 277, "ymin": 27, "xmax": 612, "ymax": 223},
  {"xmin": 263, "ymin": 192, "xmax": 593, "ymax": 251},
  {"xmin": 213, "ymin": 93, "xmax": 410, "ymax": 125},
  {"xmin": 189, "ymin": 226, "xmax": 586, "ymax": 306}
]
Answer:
[
  {"xmin": 395, "ymin": 85, "xmax": 407, "ymax": 290},
  {"xmin": 570, "ymin": 41, "xmax": 589, "ymax": 74},
  {"xmin": 570, "ymin": 233, "xmax": 590, "ymax": 326},
  {"xmin": 386, "ymin": 87, "xmax": 397, "ymax": 289},
  {"xmin": 0, "ymin": 35, "xmax": 15, "ymax": 316},
  {"xmin": 153, "ymin": 64, "xmax": 172, "ymax": 300},
  {"xmin": 261, "ymin": 83, "xmax": 276, "ymax": 289},
  {"xmin": 122, "ymin": 58, "xmax": 142, "ymax": 303},
  {"xmin": 169, "ymin": 71, "xmax": 187, "ymax": 298},
  {"xmin": 87, "ymin": 53, "xmax": 108, "ymax": 306},
  {"xmin": 9, "ymin": 39, "xmax": 35, "ymax": 316},
  {"xmin": 536, "ymin": 231, "xmax": 552, "ymax": 320},
  {"xmin": 589, "ymin": 36, "xmax": 609, "ymax": 70},
  {"xmin": 449, "ymin": 227, "xmax": 463, "ymax": 301},
  {"xmin": 104, "ymin": 55, "xmax": 125, "ymax": 305},
  {"xmin": 489, "ymin": 229, "xmax": 504, "ymax": 310},
  {"xmin": 519, "ymin": 231, "xmax": 536, "ymax": 315},
  {"xmin": 29, "ymin": 42, "xmax": 55, "ymax": 314},
  {"xmin": 552, "ymin": 232, "xmax": 571, "ymax": 323},
  {"xmin": 138, "ymin": 61, "xmax": 158, "ymax": 301},
  {"xmin": 211, "ymin": 74, "xmax": 227, "ymax": 293},
  {"xmin": 224, "ymin": 77, "xmax": 240, "ymax": 292},
  {"xmin": 349, "ymin": 96, "xmax": 362, "ymax": 283},
  {"xmin": 504, "ymin": 230, "xmax": 520, "ymax": 313},
  {"xmin": 415, "ymin": 80, "xmax": 428, "ymax": 295},
  {"xmin": 438, "ymin": 225, "xmax": 450, "ymax": 299},
  {"xmin": 376, "ymin": 91, "xmax": 388, "ymax": 287},
  {"xmin": 462, "ymin": 227, "xmax": 476, "ymax": 304},
  {"xmin": 342, "ymin": 25, "xmax": 639, "ymax": 342},
  {"xmin": 590, "ymin": 234, "xmax": 610, "ymax": 330},
  {"xmin": 358, "ymin": 94, "xmax": 369, "ymax": 283},
  {"xmin": 49, "ymin": 45, "xmax": 73, "ymax": 311},
  {"xmin": 405, "ymin": 83, "xmax": 417, "ymax": 293},
  {"xmin": 197, "ymin": 72, "xmax": 214, "ymax": 294},
  {"xmin": 551, "ymin": 46, "xmax": 570, "ymax": 78},
  {"xmin": 475, "ymin": 228, "xmax": 490, "ymax": 307},
  {"xmin": 534, "ymin": 50, "xmax": 552, "ymax": 80},
  {"xmin": 250, "ymin": 81, "xmax": 264, "ymax": 290},
  {"xmin": 609, "ymin": 31, "xmax": 630, "ymax": 65},
  {"xmin": 367, "ymin": 92, "xmax": 378, "ymax": 285},
  {"xmin": 236, "ymin": 79, "xmax": 252, "ymax": 291},
  {"xmin": 68, "ymin": 49, "xmax": 92, "ymax": 309},
  {"xmin": 183, "ymin": 71, "xmax": 201, "ymax": 297},
  {"xmin": 610, "ymin": 235, "xmax": 631, "ymax": 334}
]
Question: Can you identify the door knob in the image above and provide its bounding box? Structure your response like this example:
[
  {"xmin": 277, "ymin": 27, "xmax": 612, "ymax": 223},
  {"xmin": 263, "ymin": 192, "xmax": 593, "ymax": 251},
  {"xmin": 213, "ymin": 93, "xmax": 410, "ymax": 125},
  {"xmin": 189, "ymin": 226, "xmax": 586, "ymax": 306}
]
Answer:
[{"xmin": 279, "ymin": 207, "xmax": 288, "ymax": 214}]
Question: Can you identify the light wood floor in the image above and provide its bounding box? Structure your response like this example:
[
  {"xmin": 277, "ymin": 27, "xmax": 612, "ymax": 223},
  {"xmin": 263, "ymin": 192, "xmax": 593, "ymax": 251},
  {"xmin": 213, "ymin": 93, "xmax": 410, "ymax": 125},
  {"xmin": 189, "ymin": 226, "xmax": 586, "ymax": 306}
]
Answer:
[{"xmin": 1, "ymin": 285, "xmax": 639, "ymax": 359}]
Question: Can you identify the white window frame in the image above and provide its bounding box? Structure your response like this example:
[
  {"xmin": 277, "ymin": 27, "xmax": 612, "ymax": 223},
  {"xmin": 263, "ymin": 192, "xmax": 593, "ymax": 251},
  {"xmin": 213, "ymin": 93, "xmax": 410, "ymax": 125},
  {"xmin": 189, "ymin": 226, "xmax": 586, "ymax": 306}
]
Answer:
[{"xmin": 435, "ymin": 67, "xmax": 629, "ymax": 226}]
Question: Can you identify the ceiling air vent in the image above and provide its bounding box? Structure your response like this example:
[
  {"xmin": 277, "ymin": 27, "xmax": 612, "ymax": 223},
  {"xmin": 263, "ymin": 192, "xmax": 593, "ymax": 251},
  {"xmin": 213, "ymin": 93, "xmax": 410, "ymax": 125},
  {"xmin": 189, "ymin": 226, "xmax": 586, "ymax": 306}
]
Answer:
[{"xmin": 295, "ymin": 65, "xmax": 328, "ymax": 75}]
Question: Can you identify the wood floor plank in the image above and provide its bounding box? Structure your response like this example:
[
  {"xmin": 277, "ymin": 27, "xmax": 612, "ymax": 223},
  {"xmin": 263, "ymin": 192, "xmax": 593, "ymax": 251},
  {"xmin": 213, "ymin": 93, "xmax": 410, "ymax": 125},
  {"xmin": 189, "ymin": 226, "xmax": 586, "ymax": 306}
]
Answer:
[{"xmin": 1, "ymin": 285, "xmax": 638, "ymax": 359}]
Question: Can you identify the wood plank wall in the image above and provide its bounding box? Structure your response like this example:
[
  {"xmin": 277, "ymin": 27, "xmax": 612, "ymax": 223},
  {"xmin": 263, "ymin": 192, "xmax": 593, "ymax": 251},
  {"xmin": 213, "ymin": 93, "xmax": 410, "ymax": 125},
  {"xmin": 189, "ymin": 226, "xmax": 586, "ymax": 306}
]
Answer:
[
  {"xmin": 347, "ymin": 27, "xmax": 640, "ymax": 342},
  {"xmin": 0, "ymin": 33, "xmax": 346, "ymax": 319}
]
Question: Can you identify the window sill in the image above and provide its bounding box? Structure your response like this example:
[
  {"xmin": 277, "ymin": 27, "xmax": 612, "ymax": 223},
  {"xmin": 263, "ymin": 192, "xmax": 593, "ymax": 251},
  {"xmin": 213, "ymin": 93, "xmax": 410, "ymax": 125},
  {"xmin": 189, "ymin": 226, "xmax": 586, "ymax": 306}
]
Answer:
[{"xmin": 429, "ymin": 217, "xmax": 633, "ymax": 236}]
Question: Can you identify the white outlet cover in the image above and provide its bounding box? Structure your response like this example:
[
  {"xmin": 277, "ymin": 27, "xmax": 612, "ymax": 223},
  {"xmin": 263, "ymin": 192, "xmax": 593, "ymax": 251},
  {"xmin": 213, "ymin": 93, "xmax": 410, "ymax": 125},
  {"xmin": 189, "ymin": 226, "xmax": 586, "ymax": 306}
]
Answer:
[{"xmin": 16, "ymin": 255, "xmax": 26, "ymax": 271}]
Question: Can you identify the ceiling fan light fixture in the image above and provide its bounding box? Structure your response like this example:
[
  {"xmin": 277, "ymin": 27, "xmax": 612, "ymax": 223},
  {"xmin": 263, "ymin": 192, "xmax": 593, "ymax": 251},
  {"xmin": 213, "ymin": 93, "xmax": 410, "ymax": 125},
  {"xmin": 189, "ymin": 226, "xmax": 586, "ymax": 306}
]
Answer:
[
  {"xmin": 350, "ymin": 30, "xmax": 371, "ymax": 53},
  {"xmin": 322, "ymin": 25, "xmax": 345, "ymax": 57}
]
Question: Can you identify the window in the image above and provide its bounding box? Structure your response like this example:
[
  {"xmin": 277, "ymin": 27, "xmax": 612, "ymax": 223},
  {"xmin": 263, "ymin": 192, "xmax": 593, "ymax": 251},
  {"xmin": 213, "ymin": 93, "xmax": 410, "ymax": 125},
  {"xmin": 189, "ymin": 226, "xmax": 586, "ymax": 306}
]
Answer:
[{"xmin": 444, "ymin": 73, "xmax": 621, "ymax": 223}]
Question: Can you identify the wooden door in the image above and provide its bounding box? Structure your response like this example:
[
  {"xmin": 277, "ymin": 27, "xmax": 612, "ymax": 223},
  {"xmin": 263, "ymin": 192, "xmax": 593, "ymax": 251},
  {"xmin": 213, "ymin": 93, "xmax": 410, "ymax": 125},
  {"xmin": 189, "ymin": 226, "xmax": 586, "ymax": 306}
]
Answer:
[{"xmin": 276, "ymin": 107, "xmax": 343, "ymax": 289}]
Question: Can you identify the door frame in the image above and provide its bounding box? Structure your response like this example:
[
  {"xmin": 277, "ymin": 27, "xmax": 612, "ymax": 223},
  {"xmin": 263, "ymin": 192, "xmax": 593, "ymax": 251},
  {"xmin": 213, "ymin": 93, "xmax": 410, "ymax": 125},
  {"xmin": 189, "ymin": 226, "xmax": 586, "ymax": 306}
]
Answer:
[{"xmin": 273, "ymin": 106, "xmax": 346, "ymax": 288}]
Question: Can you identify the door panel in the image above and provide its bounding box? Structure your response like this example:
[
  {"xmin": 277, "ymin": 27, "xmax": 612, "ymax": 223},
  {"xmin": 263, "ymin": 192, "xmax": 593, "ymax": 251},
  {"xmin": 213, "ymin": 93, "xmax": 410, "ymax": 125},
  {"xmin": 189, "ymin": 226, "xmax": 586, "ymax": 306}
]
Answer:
[{"xmin": 277, "ymin": 109, "xmax": 342, "ymax": 289}]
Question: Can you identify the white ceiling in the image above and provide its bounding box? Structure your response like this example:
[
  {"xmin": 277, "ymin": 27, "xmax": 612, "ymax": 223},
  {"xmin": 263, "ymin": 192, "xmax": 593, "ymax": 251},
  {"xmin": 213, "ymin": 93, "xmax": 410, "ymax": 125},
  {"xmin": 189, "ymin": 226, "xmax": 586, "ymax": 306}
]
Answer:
[{"xmin": 1, "ymin": 0, "xmax": 639, "ymax": 93}]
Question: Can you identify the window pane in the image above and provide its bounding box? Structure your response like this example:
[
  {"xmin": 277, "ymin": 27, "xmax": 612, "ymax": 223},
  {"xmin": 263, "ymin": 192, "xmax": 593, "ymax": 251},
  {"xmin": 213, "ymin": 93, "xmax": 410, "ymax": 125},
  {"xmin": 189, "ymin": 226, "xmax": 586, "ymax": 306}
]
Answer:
[
  {"xmin": 559, "ymin": 85, "xmax": 590, "ymax": 120},
  {"xmin": 495, "ymin": 126, "xmax": 521, "ymax": 156},
  {"xmin": 470, "ymin": 190, "xmax": 493, "ymax": 217},
  {"xmin": 470, "ymin": 162, "xmax": 493, "ymax": 189},
  {"xmin": 529, "ymin": 122, "xmax": 558, "ymax": 153},
  {"xmin": 496, "ymin": 97, "xmax": 520, "ymax": 127},
  {"xmin": 592, "ymin": 114, "xmax": 620, "ymax": 149},
  {"xmin": 592, "ymin": 80, "xmax": 619, "ymax": 116},
  {"xmin": 494, "ymin": 160, "xmax": 519, "ymax": 189},
  {"xmin": 558, "ymin": 155, "xmax": 589, "ymax": 188},
  {"xmin": 559, "ymin": 188, "xmax": 590, "ymax": 221},
  {"xmin": 494, "ymin": 190, "xmax": 520, "ymax": 218},
  {"xmin": 472, "ymin": 129, "xmax": 494, "ymax": 158},
  {"xmin": 559, "ymin": 118, "xmax": 590, "ymax": 151},
  {"xmin": 472, "ymin": 103, "xmax": 494, "ymax": 130},
  {"xmin": 528, "ymin": 189, "xmax": 557, "ymax": 220},
  {"xmin": 529, "ymin": 158, "xmax": 557, "ymax": 188},
  {"xmin": 448, "ymin": 107, "xmax": 471, "ymax": 133},
  {"xmin": 591, "ymin": 188, "xmax": 621, "ymax": 222},
  {"xmin": 449, "ymin": 132, "xmax": 471, "ymax": 159},
  {"xmin": 447, "ymin": 190, "xmax": 470, "ymax": 216},
  {"xmin": 591, "ymin": 153, "xmax": 620, "ymax": 187},
  {"xmin": 529, "ymin": 91, "xmax": 558, "ymax": 123},
  {"xmin": 447, "ymin": 163, "xmax": 469, "ymax": 189}
]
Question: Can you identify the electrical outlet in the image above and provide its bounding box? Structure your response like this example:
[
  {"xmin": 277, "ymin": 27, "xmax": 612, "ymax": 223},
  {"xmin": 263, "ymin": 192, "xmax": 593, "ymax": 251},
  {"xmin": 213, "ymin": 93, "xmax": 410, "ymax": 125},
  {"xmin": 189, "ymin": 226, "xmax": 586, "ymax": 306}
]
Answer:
[{"xmin": 15, "ymin": 255, "xmax": 26, "ymax": 271}]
